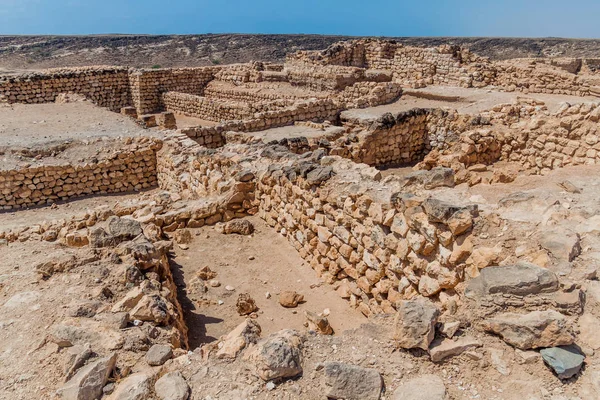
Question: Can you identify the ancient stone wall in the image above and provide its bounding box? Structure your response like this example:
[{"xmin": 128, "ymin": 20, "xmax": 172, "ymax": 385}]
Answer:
[
  {"xmin": 162, "ymin": 92, "xmax": 256, "ymax": 121},
  {"xmin": 287, "ymin": 39, "xmax": 600, "ymax": 96},
  {"xmin": 0, "ymin": 67, "xmax": 131, "ymax": 111},
  {"xmin": 329, "ymin": 108, "xmax": 472, "ymax": 167},
  {"xmin": 255, "ymin": 156, "xmax": 476, "ymax": 316},
  {"xmin": 129, "ymin": 67, "xmax": 220, "ymax": 115},
  {"xmin": 179, "ymin": 98, "xmax": 341, "ymax": 146},
  {"xmin": 0, "ymin": 138, "xmax": 161, "ymax": 210},
  {"xmin": 155, "ymin": 137, "xmax": 478, "ymax": 316}
]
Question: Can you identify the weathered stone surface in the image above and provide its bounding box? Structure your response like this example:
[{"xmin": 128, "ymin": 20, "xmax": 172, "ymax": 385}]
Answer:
[
  {"xmin": 221, "ymin": 219, "xmax": 255, "ymax": 235},
  {"xmin": 540, "ymin": 345, "xmax": 585, "ymax": 379},
  {"xmin": 323, "ymin": 362, "xmax": 383, "ymax": 400},
  {"xmin": 108, "ymin": 373, "xmax": 152, "ymax": 400},
  {"xmin": 483, "ymin": 310, "xmax": 574, "ymax": 349},
  {"xmin": 107, "ymin": 216, "xmax": 143, "ymax": 240},
  {"xmin": 578, "ymin": 313, "xmax": 600, "ymax": 350},
  {"xmin": 217, "ymin": 319, "xmax": 261, "ymax": 359},
  {"xmin": 539, "ymin": 230, "xmax": 581, "ymax": 262},
  {"xmin": 429, "ymin": 337, "xmax": 482, "ymax": 363},
  {"xmin": 236, "ymin": 293, "xmax": 258, "ymax": 316},
  {"xmin": 306, "ymin": 166, "xmax": 333, "ymax": 185},
  {"xmin": 154, "ymin": 371, "xmax": 190, "ymax": 400},
  {"xmin": 465, "ymin": 263, "xmax": 558, "ymax": 299},
  {"xmin": 145, "ymin": 344, "xmax": 173, "ymax": 366},
  {"xmin": 279, "ymin": 291, "xmax": 304, "ymax": 308},
  {"xmin": 305, "ymin": 310, "xmax": 333, "ymax": 335},
  {"xmin": 58, "ymin": 353, "xmax": 117, "ymax": 400},
  {"xmin": 247, "ymin": 329, "xmax": 303, "ymax": 381},
  {"xmin": 423, "ymin": 167, "xmax": 454, "ymax": 190},
  {"xmin": 392, "ymin": 374, "xmax": 446, "ymax": 400},
  {"xmin": 393, "ymin": 299, "xmax": 439, "ymax": 350}
]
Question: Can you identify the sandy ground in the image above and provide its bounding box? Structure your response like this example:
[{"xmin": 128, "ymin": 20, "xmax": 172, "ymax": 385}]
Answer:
[
  {"xmin": 0, "ymin": 102, "xmax": 153, "ymax": 149},
  {"xmin": 0, "ymin": 190, "xmax": 157, "ymax": 232},
  {"xmin": 169, "ymin": 216, "xmax": 367, "ymax": 350}
]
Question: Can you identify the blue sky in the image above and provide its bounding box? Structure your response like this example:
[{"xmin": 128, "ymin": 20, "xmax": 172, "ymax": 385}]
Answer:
[{"xmin": 0, "ymin": 0, "xmax": 598, "ymax": 38}]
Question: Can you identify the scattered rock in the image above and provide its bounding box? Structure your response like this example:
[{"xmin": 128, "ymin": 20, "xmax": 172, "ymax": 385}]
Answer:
[
  {"xmin": 305, "ymin": 310, "xmax": 333, "ymax": 335},
  {"xmin": 217, "ymin": 319, "xmax": 261, "ymax": 359},
  {"xmin": 465, "ymin": 262, "xmax": 558, "ymax": 299},
  {"xmin": 145, "ymin": 344, "xmax": 173, "ymax": 366},
  {"xmin": 279, "ymin": 291, "xmax": 304, "ymax": 308},
  {"xmin": 236, "ymin": 293, "xmax": 258, "ymax": 316},
  {"xmin": 483, "ymin": 310, "xmax": 574, "ymax": 349},
  {"xmin": 247, "ymin": 329, "xmax": 303, "ymax": 381},
  {"xmin": 539, "ymin": 230, "xmax": 581, "ymax": 262},
  {"xmin": 174, "ymin": 229, "xmax": 192, "ymax": 244},
  {"xmin": 429, "ymin": 337, "xmax": 482, "ymax": 363},
  {"xmin": 323, "ymin": 362, "xmax": 383, "ymax": 400},
  {"xmin": 540, "ymin": 345, "xmax": 585, "ymax": 379},
  {"xmin": 220, "ymin": 219, "xmax": 255, "ymax": 235},
  {"xmin": 108, "ymin": 373, "xmax": 152, "ymax": 400},
  {"xmin": 58, "ymin": 353, "xmax": 117, "ymax": 400},
  {"xmin": 392, "ymin": 374, "xmax": 446, "ymax": 400},
  {"xmin": 154, "ymin": 371, "xmax": 190, "ymax": 400},
  {"xmin": 393, "ymin": 299, "xmax": 439, "ymax": 350},
  {"xmin": 196, "ymin": 266, "xmax": 216, "ymax": 280}
]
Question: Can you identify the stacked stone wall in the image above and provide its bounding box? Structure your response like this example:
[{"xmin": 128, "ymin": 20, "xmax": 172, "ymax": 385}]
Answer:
[
  {"xmin": 0, "ymin": 139, "xmax": 161, "ymax": 210},
  {"xmin": 0, "ymin": 67, "xmax": 131, "ymax": 111},
  {"xmin": 254, "ymin": 156, "xmax": 477, "ymax": 316},
  {"xmin": 129, "ymin": 67, "xmax": 220, "ymax": 115}
]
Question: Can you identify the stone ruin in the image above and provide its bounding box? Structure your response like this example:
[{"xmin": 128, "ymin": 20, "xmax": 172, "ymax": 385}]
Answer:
[{"xmin": 1, "ymin": 38, "xmax": 600, "ymax": 399}]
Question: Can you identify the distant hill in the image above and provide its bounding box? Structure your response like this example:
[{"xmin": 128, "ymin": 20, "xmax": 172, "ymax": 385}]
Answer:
[{"xmin": 1, "ymin": 34, "xmax": 600, "ymax": 72}]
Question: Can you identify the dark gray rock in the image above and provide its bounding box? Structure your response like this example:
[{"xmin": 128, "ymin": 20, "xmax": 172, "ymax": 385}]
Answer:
[
  {"xmin": 107, "ymin": 216, "xmax": 143, "ymax": 240},
  {"xmin": 306, "ymin": 166, "xmax": 334, "ymax": 185},
  {"xmin": 541, "ymin": 345, "xmax": 585, "ymax": 379},
  {"xmin": 465, "ymin": 262, "xmax": 558, "ymax": 299}
]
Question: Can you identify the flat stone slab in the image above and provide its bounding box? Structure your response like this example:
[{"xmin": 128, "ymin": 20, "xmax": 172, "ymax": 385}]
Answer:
[
  {"xmin": 465, "ymin": 262, "xmax": 558, "ymax": 299},
  {"xmin": 541, "ymin": 345, "xmax": 585, "ymax": 379}
]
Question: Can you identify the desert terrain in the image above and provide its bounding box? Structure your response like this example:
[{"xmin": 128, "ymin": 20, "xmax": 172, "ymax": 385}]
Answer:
[{"xmin": 1, "ymin": 37, "xmax": 600, "ymax": 400}]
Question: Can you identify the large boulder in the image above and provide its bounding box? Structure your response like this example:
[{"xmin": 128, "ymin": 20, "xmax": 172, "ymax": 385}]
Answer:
[
  {"xmin": 465, "ymin": 263, "xmax": 558, "ymax": 299},
  {"xmin": 393, "ymin": 299, "xmax": 439, "ymax": 350},
  {"xmin": 392, "ymin": 374, "xmax": 446, "ymax": 400},
  {"xmin": 107, "ymin": 216, "xmax": 143, "ymax": 240},
  {"xmin": 483, "ymin": 310, "xmax": 574, "ymax": 349},
  {"xmin": 323, "ymin": 362, "xmax": 383, "ymax": 400},
  {"xmin": 247, "ymin": 329, "xmax": 304, "ymax": 381},
  {"xmin": 58, "ymin": 354, "xmax": 117, "ymax": 400}
]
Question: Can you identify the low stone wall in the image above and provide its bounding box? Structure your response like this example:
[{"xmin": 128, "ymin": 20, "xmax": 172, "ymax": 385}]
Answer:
[
  {"xmin": 179, "ymin": 98, "xmax": 341, "ymax": 146},
  {"xmin": 129, "ymin": 67, "xmax": 220, "ymax": 115},
  {"xmin": 286, "ymin": 64, "xmax": 372, "ymax": 91},
  {"xmin": 337, "ymin": 82, "xmax": 403, "ymax": 110},
  {"xmin": 162, "ymin": 92, "xmax": 255, "ymax": 121},
  {"xmin": 0, "ymin": 66, "xmax": 131, "ymax": 111},
  {"xmin": 0, "ymin": 138, "xmax": 161, "ymax": 210}
]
